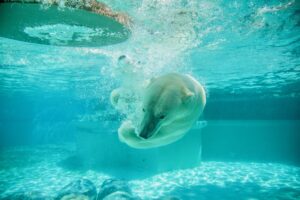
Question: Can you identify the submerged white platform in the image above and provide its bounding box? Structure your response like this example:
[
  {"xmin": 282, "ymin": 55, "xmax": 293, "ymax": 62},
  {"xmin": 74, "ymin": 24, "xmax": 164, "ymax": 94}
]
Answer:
[{"xmin": 75, "ymin": 121, "xmax": 206, "ymax": 178}]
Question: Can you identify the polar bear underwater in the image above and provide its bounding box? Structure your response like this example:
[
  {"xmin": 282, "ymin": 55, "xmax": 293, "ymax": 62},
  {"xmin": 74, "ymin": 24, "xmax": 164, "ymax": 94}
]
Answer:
[{"xmin": 111, "ymin": 73, "xmax": 206, "ymax": 149}]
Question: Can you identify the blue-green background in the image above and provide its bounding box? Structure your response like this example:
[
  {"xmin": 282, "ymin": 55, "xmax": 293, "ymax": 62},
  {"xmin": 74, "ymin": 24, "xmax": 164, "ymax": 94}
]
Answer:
[{"xmin": 0, "ymin": 0, "xmax": 300, "ymax": 165}]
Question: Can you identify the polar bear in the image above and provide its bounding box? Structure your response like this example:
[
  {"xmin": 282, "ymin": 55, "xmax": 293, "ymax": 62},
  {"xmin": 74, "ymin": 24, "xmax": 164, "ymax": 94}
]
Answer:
[{"xmin": 111, "ymin": 73, "xmax": 206, "ymax": 149}]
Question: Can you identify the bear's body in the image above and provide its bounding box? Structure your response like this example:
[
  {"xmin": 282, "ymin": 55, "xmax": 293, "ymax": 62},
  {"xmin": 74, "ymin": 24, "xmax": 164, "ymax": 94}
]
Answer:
[{"xmin": 111, "ymin": 73, "xmax": 206, "ymax": 149}]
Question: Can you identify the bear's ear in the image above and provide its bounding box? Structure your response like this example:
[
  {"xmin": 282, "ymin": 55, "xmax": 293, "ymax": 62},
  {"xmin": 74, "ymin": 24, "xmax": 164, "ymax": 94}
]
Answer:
[
  {"xmin": 182, "ymin": 89, "xmax": 195, "ymax": 103},
  {"xmin": 144, "ymin": 77, "xmax": 156, "ymax": 88}
]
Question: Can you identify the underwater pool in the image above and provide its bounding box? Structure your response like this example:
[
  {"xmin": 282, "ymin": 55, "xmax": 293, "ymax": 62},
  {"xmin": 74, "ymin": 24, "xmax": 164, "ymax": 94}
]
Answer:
[{"xmin": 0, "ymin": 0, "xmax": 300, "ymax": 199}]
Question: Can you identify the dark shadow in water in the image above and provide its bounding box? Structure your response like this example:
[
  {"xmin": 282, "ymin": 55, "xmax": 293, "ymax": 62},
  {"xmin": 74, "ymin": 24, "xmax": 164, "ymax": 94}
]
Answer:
[
  {"xmin": 165, "ymin": 183, "xmax": 300, "ymax": 200},
  {"xmin": 57, "ymin": 155, "xmax": 157, "ymax": 179},
  {"xmin": 57, "ymin": 155, "xmax": 88, "ymax": 171}
]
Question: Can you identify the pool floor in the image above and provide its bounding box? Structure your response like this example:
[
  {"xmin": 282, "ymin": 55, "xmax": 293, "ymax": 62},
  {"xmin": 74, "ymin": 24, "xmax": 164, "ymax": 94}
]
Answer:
[{"xmin": 0, "ymin": 145, "xmax": 299, "ymax": 200}]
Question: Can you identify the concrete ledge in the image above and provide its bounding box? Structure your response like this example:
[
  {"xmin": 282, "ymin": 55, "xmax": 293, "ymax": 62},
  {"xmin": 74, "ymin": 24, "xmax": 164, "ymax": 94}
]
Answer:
[{"xmin": 0, "ymin": 0, "xmax": 132, "ymax": 27}]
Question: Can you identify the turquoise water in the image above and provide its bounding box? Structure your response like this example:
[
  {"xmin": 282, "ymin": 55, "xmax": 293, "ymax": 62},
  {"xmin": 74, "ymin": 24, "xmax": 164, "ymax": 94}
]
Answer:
[{"xmin": 0, "ymin": 0, "xmax": 300, "ymax": 199}]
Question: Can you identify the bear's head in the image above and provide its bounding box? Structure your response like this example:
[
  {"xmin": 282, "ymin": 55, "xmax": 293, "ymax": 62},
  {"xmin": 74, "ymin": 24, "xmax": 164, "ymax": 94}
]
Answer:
[{"xmin": 138, "ymin": 82, "xmax": 195, "ymax": 139}]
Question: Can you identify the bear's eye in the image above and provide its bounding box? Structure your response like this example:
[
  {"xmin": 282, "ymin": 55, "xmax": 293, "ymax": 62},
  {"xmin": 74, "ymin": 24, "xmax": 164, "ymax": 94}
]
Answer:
[{"xmin": 159, "ymin": 115, "xmax": 165, "ymax": 119}]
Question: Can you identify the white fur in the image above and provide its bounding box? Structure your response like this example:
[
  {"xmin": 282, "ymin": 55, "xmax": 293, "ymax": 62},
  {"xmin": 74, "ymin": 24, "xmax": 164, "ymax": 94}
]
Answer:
[{"xmin": 112, "ymin": 73, "xmax": 206, "ymax": 149}]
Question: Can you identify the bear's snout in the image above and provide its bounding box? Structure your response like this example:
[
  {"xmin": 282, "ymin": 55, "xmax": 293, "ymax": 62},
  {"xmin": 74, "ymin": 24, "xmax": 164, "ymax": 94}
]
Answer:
[{"xmin": 139, "ymin": 115, "xmax": 158, "ymax": 139}]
